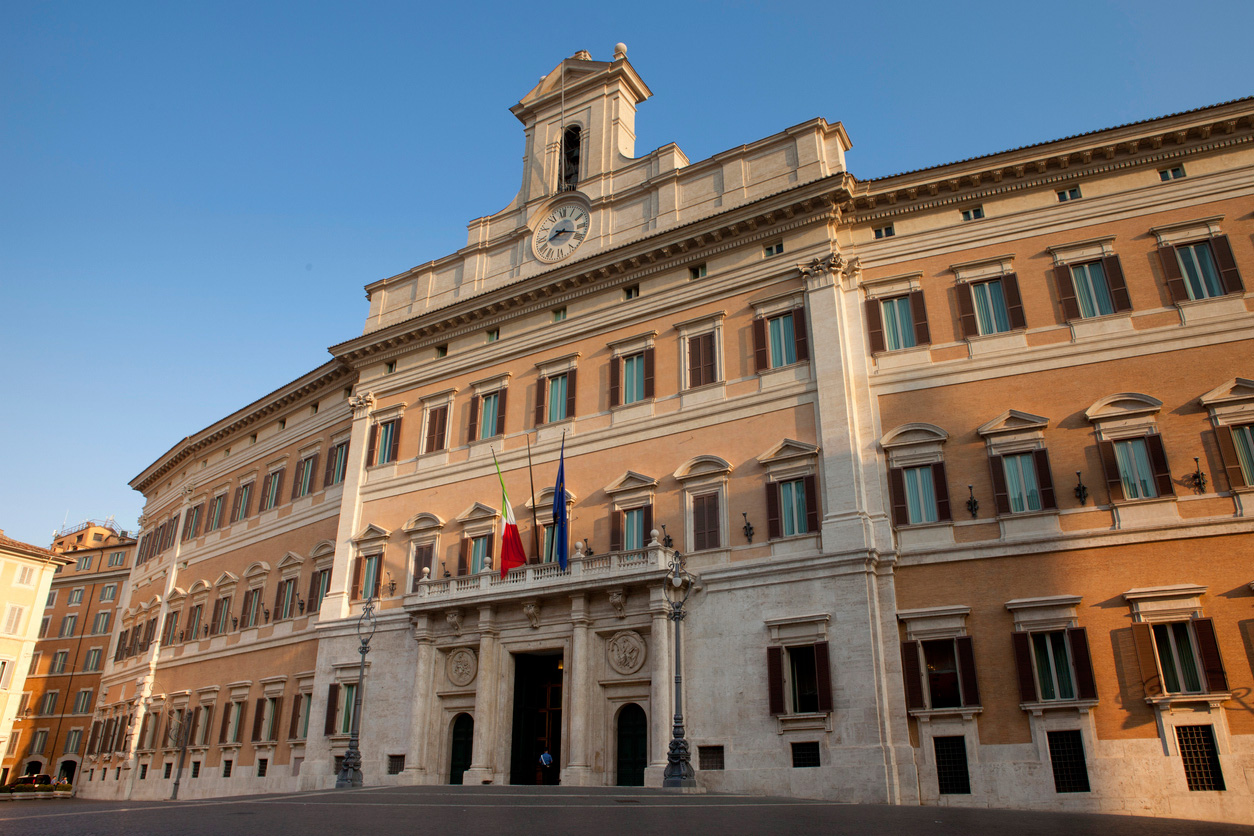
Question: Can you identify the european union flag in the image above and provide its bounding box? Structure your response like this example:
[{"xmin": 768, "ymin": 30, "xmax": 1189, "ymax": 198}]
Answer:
[{"xmin": 552, "ymin": 435, "xmax": 568, "ymax": 570}]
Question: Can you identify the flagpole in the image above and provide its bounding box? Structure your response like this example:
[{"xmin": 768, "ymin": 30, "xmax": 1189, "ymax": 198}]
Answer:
[{"xmin": 526, "ymin": 432, "xmax": 541, "ymax": 564}]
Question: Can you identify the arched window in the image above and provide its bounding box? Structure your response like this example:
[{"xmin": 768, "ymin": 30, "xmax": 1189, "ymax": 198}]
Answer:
[{"xmin": 561, "ymin": 126, "xmax": 581, "ymax": 190}]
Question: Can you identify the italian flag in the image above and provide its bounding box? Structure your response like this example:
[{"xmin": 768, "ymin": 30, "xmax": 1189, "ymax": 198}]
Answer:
[{"xmin": 492, "ymin": 451, "xmax": 527, "ymax": 578}]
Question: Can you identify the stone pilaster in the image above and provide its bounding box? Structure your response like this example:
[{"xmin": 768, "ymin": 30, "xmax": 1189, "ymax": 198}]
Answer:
[
  {"xmin": 404, "ymin": 613, "xmax": 436, "ymax": 783},
  {"xmin": 644, "ymin": 584, "xmax": 671, "ymax": 786},
  {"xmin": 564, "ymin": 593, "xmax": 593, "ymax": 785},
  {"xmin": 463, "ymin": 605, "xmax": 498, "ymax": 785},
  {"xmin": 322, "ymin": 392, "xmax": 376, "ymax": 622}
]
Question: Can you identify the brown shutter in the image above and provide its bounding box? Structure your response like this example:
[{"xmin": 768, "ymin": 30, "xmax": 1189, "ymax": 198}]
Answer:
[
  {"xmin": 909, "ymin": 290, "xmax": 930, "ymax": 345},
  {"xmin": 307, "ymin": 572, "xmax": 320, "ymax": 610},
  {"xmin": 1055, "ymin": 265, "xmax": 1081, "ymax": 321},
  {"xmin": 291, "ymin": 460, "xmax": 303, "ymax": 500},
  {"xmin": 900, "ymin": 641, "xmax": 925, "ymax": 710},
  {"xmin": 687, "ymin": 335, "xmax": 702, "ymax": 388},
  {"xmin": 219, "ymin": 705, "xmax": 231, "ymax": 743},
  {"xmin": 1158, "ymin": 244, "xmax": 1189, "ymax": 302},
  {"xmin": 495, "ymin": 389, "xmax": 507, "ymax": 436},
  {"xmin": 792, "ymin": 306, "xmax": 809, "ymax": 362},
  {"xmin": 288, "ymin": 694, "xmax": 303, "ymax": 739},
  {"xmin": 324, "ymin": 447, "xmax": 336, "ymax": 486},
  {"xmin": 1002, "ymin": 273, "xmax": 1026, "ymax": 330},
  {"xmin": 1145, "ymin": 433, "xmax": 1174, "ymax": 497},
  {"xmin": 324, "ymin": 685, "xmax": 339, "ymax": 735},
  {"xmin": 388, "ymin": 419, "xmax": 402, "ymax": 461},
  {"xmin": 643, "ymin": 347, "xmax": 655, "ymax": 398},
  {"xmin": 1097, "ymin": 440, "xmax": 1124, "ymax": 503},
  {"xmin": 932, "ymin": 462, "xmax": 952, "ymax": 522},
  {"xmin": 467, "ymin": 395, "xmax": 480, "ymax": 443},
  {"xmin": 87, "ymin": 721, "xmax": 101, "ymax": 755},
  {"xmin": 274, "ymin": 583, "xmax": 284, "ymax": 617},
  {"xmin": 803, "ymin": 474, "xmax": 819, "ymax": 534},
  {"xmin": 766, "ymin": 646, "xmax": 785, "ymax": 715},
  {"xmin": 957, "ymin": 283, "xmax": 978, "ymax": 338},
  {"xmin": 259, "ymin": 474, "xmax": 272, "ymax": 510},
  {"xmin": 425, "ymin": 408, "xmax": 439, "ymax": 452},
  {"xmin": 752, "ymin": 317, "xmax": 768, "ymax": 372},
  {"xmin": 1215, "ymin": 426, "xmax": 1247, "ymax": 489},
  {"xmin": 458, "ymin": 539, "xmax": 469, "ymax": 575},
  {"xmin": 535, "ymin": 378, "xmax": 547, "ymax": 426},
  {"xmin": 610, "ymin": 510, "xmax": 622, "ymax": 552},
  {"xmin": 350, "ymin": 557, "xmax": 363, "ymax": 601},
  {"xmin": 1131, "ymin": 622, "xmax": 1163, "ymax": 698},
  {"xmin": 210, "ymin": 599, "xmax": 224, "ymax": 636},
  {"xmin": 888, "ymin": 467, "xmax": 908, "ymax": 526},
  {"xmin": 271, "ymin": 697, "xmax": 283, "ymax": 741},
  {"xmin": 956, "ymin": 635, "xmax": 981, "ymax": 707},
  {"xmin": 434, "ymin": 407, "xmax": 447, "ymax": 451},
  {"xmin": 814, "ymin": 641, "xmax": 833, "ymax": 713},
  {"xmin": 865, "ymin": 299, "xmax": 886, "ymax": 354},
  {"xmin": 231, "ymin": 487, "xmax": 243, "ymax": 523},
  {"xmin": 1103, "ymin": 255, "xmax": 1132, "ymax": 312},
  {"xmin": 242, "ymin": 483, "xmax": 253, "ymax": 518},
  {"xmin": 989, "ymin": 455, "xmax": 1011, "ymax": 515},
  {"xmin": 1210, "ymin": 235, "xmax": 1244, "ymax": 295},
  {"xmin": 273, "ymin": 468, "xmax": 285, "ymax": 506},
  {"xmin": 609, "ymin": 356, "xmax": 621, "ymax": 407},
  {"xmin": 201, "ymin": 706, "xmax": 214, "ymax": 745},
  {"xmin": 1034, "ymin": 449, "xmax": 1057, "ymax": 510},
  {"xmin": 692, "ymin": 494, "xmax": 707, "ymax": 551},
  {"xmin": 766, "ymin": 482, "xmax": 781, "ymax": 540},
  {"xmin": 366, "ymin": 424, "xmax": 379, "ymax": 467},
  {"xmin": 1067, "ymin": 627, "xmax": 1098, "ymax": 701},
  {"xmin": 700, "ymin": 333, "xmax": 716, "ymax": 385},
  {"xmin": 188, "ymin": 707, "xmax": 200, "ymax": 745},
  {"xmin": 564, "ymin": 369, "xmax": 576, "ymax": 420},
  {"xmin": 707, "ymin": 492, "xmax": 721, "ymax": 549},
  {"xmin": 641, "ymin": 504, "xmax": 653, "ymax": 544},
  {"xmin": 1192, "ymin": 617, "xmax": 1229, "ymax": 693},
  {"xmin": 1011, "ymin": 631, "xmax": 1037, "ymax": 703}
]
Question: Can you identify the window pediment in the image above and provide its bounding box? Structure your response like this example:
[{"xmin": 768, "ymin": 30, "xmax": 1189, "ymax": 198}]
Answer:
[
  {"xmin": 456, "ymin": 502, "xmax": 499, "ymax": 524},
  {"xmin": 524, "ymin": 487, "xmax": 576, "ymax": 510},
  {"xmin": 277, "ymin": 552, "xmax": 304, "ymax": 570},
  {"xmin": 403, "ymin": 512, "xmax": 445, "ymax": 533},
  {"xmin": 351, "ymin": 523, "xmax": 392, "ymax": 548},
  {"xmin": 1124, "ymin": 584, "xmax": 1207, "ymax": 622},
  {"xmin": 880, "ymin": 423, "xmax": 948, "ymax": 449},
  {"xmin": 1004, "ymin": 595, "xmax": 1081, "ymax": 631},
  {"xmin": 758, "ymin": 439, "xmax": 819, "ymax": 468},
  {"xmin": 898, "ymin": 605, "xmax": 970, "ymax": 640},
  {"xmin": 674, "ymin": 455, "xmax": 733, "ymax": 482},
  {"xmin": 950, "ymin": 254, "xmax": 1014, "ymax": 283},
  {"xmin": 1199, "ymin": 378, "xmax": 1254, "ymax": 426},
  {"xmin": 213, "ymin": 571, "xmax": 239, "ymax": 589},
  {"xmin": 605, "ymin": 471, "xmax": 658, "ymax": 496},
  {"xmin": 243, "ymin": 561, "xmax": 271, "ymax": 580},
  {"xmin": 1085, "ymin": 393, "xmax": 1163, "ymax": 423},
  {"xmin": 977, "ymin": 410, "xmax": 1049, "ymax": 438}
]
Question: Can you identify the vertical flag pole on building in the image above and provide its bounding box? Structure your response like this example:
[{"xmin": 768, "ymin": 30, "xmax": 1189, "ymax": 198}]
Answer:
[
  {"xmin": 491, "ymin": 449, "xmax": 528, "ymax": 579},
  {"xmin": 526, "ymin": 433, "xmax": 541, "ymax": 564},
  {"xmin": 551, "ymin": 432, "xmax": 568, "ymax": 571}
]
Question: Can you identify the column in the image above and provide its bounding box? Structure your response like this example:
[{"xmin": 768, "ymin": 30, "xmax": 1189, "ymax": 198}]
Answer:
[
  {"xmin": 565, "ymin": 593, "xmax": 592, "ymax": 785},
  {"xmin": 464, "ymin": 605, "xmax": 497, "ymax": 785},
  {"xmin": 405, "ymin": 614, "xmax": 435, "ymax": 783},
  {"xmin": 645, "ymin": 585, "xmax": 671, "ymax": 787},
  {"xmin": 322, "ymin": 392, "xmax": 378, "ymax": 622}
]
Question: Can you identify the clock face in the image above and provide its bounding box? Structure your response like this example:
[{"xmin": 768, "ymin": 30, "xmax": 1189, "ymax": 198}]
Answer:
[{"xmin": 532, "ymin": 203, "xmax": 590, "ymax": 263}]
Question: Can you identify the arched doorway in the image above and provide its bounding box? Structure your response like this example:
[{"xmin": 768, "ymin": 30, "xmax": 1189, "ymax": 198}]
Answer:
[
  {"xmin": 23, "ymin": 761, "xmax": 43, "ymax": 777},
  {"xmin": 616, "ymin": 703, "xmax": 647, "ymax": 787},
  {"xmin": 449, "ymin": 713, "xmax": 474, "ymax": 785},
  {"xmin": 57, "ymin": 760, "xmax": 77, "ymax": 783}
]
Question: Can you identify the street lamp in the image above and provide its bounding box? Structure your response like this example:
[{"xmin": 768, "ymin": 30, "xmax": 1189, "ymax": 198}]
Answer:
[
  {"xmin": 336, "ymin": 596, "xmax": 378, "ymax": 788},
  {"xmin": 662, "ymin": 551, "xmax": 697, "ymax": 789}
]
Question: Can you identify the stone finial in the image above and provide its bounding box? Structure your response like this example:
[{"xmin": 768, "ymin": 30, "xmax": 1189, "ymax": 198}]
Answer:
[
  {"xmin": 614, "ymin": 43, "xmax": 627, "ymax": 60},
  {"xmin": 421, "ymin": 566, "xmax": 430, "ymax": 580},
  {"xmin": 648, "ymin": 529, "xmax": 660, "ymax": 547},
  {"xmin": 574, "ymin": 539, "xmax": 586, "ymax": 558}
]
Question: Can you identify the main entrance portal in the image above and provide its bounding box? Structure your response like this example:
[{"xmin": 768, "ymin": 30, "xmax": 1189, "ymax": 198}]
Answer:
[{"xmin": 510, "ymin": 652, "xmax": 563, "ymax": 785}]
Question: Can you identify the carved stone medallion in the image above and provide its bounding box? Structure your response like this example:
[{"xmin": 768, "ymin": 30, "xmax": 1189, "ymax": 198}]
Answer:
[
  {"xmin": 606, "ymin": 630, "xmax": 647, "ymax": 676},
  {"xmin": 447, "ymin": 648, "xmax": 478, "ymax": 687}
]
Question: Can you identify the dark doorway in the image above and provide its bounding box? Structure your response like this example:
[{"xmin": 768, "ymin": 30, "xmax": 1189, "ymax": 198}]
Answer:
[
  {"xmin": 510, "ymin": 653, "xmax": 563, "ymax": 785},
  {"xmin": 24, "ymin": 761, "xmax": 42, "ymax": 776},
  {"xmin": 616, "ymin": 703, "xmax": 647, "ymax": 786},
  {"xmin": 449, "ymin": 713, "xmax": 473, "ymax": 785},
  {"xmin": 58, "ymin": 760, "xmax": 76, "ymax": 783}
]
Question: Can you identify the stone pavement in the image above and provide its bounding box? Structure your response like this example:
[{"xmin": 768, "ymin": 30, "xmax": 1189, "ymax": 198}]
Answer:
[{"xmin": 1, "ymin": 786, "xmax": 1249, "ymax": 836}]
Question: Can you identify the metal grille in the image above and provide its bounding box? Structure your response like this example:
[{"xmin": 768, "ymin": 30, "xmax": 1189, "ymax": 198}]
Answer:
[
  {"xmin": 698, "ymin": 746, "xmax": 725, "ymax": 770},
  {"xmin": 163, "ymin": 763, "xmax": 172, "ymax": 779},
  {"xmin": 139, "ymin": 764, "xmax": 147, "ymax": 780},
  {"xmin": 791, "ymin": 741, "xmax": 820, "ymax": 768},
  {"xmin": 1047, "ymin": 730, "xmax": 1090, "ymax": 793},
  {"xmin": 933, "ymin": 736, "xmax": 971, "ymax": 795},
  {"xmin": 191, "ymin": 761, "xmax": 200, "ymax": 778},
  {"xmin": 223, "ymin": 759, "xmax": 232, "ymax": 778},
  {"xmin": 1177, "ymin": 725, "xmax": 1225, "ymax": 791},
  {"xmin": 257, "ymin": 758, "xmax": 268, "ymax": 778},
  {"xmin": 388, "ymin": 755, "xmax": 406, "ymax": 775}
]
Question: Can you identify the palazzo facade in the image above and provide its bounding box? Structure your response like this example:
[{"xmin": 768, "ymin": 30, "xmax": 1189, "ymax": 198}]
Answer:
[{"xmin": 75, "ymin": 46, "xmax": 1254, "ymax": 823}]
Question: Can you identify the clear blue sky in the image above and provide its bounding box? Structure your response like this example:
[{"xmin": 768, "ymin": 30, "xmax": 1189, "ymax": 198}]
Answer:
[{"xmin": 2, "ymin": 0, "xmax": 1251, "ymax": 546}]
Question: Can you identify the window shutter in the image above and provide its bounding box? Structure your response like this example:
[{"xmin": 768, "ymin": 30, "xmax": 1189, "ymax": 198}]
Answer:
[
  {"xmin": 900, "ymin": 641, "xmax": 925, "ymax": 710},
  {"xmin": 766, "ymin": 646, "xmax": 785, "ymax": 715},
  {"xmin": 291, "ymin": 461, "xmax": 303, "ymax": 500},
  {"xmin": 425, "ymin": 408, "xmax": 439, "ymax": 453},
  {"xmin": 700, "ymin": 333, "xmax": 716, "ymax": 385},
  {"xmin": 752, "ymin": 317, "xmax": 768, "ymax": 372},
  {"xmin": 610, "ymin": 510, "xmax": 623, "ymax": 552},
  {"xmin": 288, "ymin": 694, "xmax": 303, "ymax": 739},
  {"xmin": 434, "ymin": 407, "xmax": 447, "ymax": 451},
  {"xmin": 1102, "ymin": 255, "xmax": 1133, "ymax": 312},
  {"xmin": 1130, "ymin": 622, "xmax": 1163, "ymax": 698},
  {"xmin": 201, "ymin": 706, "xmax": 214, "ymax": 746},
  {"xmin": 210, "ymin": 599, "xmax": 223, "ymax": 635},
  {"xmin": 692, "ymin": 494, "xmax": 713, "ymax": 551},
  {"xmin": 609, "ymin": 356, "xmax": 621, "ymax": 408},
  {"xmin": 535, "ymin": 378, "xmax": 547, "ymax": 426},
  {"xmin": 766, "ymin": 482, "xmax": 781, "ymax": 540},
  {"xmin": 274, "ymin": 584, "xmax": 284, "ymax": 616},
  {"xmin": 269, "ymin": 697, "xmax": 283, "ymax": 741},
  {"xmin": 643, "ymin": 347, "xmax": 655, "ymax": 398},
  {"xmin": 687, "ymin": 335, "xmax": 703, "ymax": 388},
  {"xmin": 365, "ymin": 424, "xmax": 378, "ymax": 467},
  {"xmin": 1054, "ymin": 265, "xmax": 1081, "ymax": 321},
  {"xmin": 324, "ymin": 447, "xmax": 336, "ymax": 487},
  {"xmin": 1157, "ymin": 244, "xmax": 1188, "ymax": 302},
  {"xmin": 350, "ymin": 557, "xmax": 363, "ymax": 601},
  {"xmin": 865, "ymin": 299, "xmax": 886, "ymax": 354},
  {"xmin": 1215, "ymin": 426, "xmax": 1247, "ymax": 489},
  {"xmin": 792, "ymin": 306, "xmax": 809, "ymax": 362},
  {"xmin": 484, "ymin": 532, "xmax": 494, "ymax": 564},
  {"xmin": 273, "ymin": 468, "xmax": 285, "ymax": 506},
  {"xmin": 1002, "ymin": 273, "xmax": 1026, "ymax": 330},
  {"xmin": 642, "ymin": 504, "xmax": 653, "ymax": 544},
  {"xmin": 188, "ymin": 707, "xmax": 201, "ymax": 744},
  {"xmin": 219, "ymin": 706, "xmax": 231, "ymax": 743},
  {"xmin": 932, "ymin": 462, "xmax": 952, "ymax": 522},
  {"xmin": 496, "ymin": 389, "xmax": 508, "ymax": 436},
  {"xmin": 1144, "ymin": 433, "xmax": 1174, "ymax": 496},
  {"xmin": 564, "ymin": 369, "xmax": 576, "ymax": 420},
  {"xmin": 324, "ymin": 685, "xmax": 339, "ymax": 736},
  {"xmin": 814, "ymin": 641, "xmax": 833, "ymax": 713},
  {"xmin": 706, "ymin": 492, "xmax": 721, "ymax": 549},
  {"xmin": 909, "ymin": 290, "xmax": 930, "ymax": 346},
  {"xmin": 231, "ymin": 488, "xmax": 243, "ymax": 523},
  {"xmin": 1034, "ymin": 449, "xmax": 1057, "ymax": 510},
  {"xmin": 1067, "ymin": 627, "xmax": 1097, "ymax": 701},
  {"xmin": 1210, "ymin": 235, "xmax": 1244, "ymax": 295},
  {"xmin": 307, "ymin": 573, "xmax": 320, "ymax": 610},
  {"xmin": 803, "ymin": 474, "xmax": 819, "ymax": 534},
  {"xmin": 458, "ymin": 538, "xmax": 469, "ymax": 575},
  {"xmin": 887, "ymin": 467, "xmax": 908, "ymax": 526},
  {"xmin": 1011, "ymin": 631, "xmax": 1038, "ymax": 703},
  {"xmin": 388, "ymin": 419, "xmax": 402, "ymax": 461},
  {"xmin": 989, "ymin": 455, "xmax": 1011, "ymax": 515},
  {"xmin": 259, "ymin": 474, "xmax": 271, "ymax": 510},
  {"xmin": 87, "ymin": 721, "xmax": 101, "ymax": 755},
  {"xmin": 1192, "ymin": 617, "xmax": 1229, "ymax": 693},
  {"xmin": 1097, "ymin": 440, "xmax": 1124, "ymax": 503},
  {"xmin": 467, "ymin": 396, "xmax": 480, "ymax": 443},
  {"xmin": 956, "ymin": 283, "xmax": 978, "ymax": 338},
  {"xmin": 955, "ymin": 636, "xmax": 981, "ymax": 707}
]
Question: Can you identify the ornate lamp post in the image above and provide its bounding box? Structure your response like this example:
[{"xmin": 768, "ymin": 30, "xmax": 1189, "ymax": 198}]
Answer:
[
  {"xmin": 662, "ymin": 551, "xmax": 697, "ymax": 789},
  {"xmin": 336, "ymin": 597, "xmax": 378, "ymax": 788}
]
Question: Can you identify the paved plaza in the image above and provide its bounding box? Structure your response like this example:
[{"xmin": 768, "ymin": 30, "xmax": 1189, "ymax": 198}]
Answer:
[{"xmin": 1, "ymin": 786, "xmax": 1250, "ymax": 836}]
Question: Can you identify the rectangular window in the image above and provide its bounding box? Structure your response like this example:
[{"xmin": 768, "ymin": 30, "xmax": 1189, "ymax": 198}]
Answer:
[
  {"xmin": 65, "ymin": 728, "xmax": 82, "ymax": 754},
  {"xmin": 1233, "ymin": 425, "xmax": 1254, "ymax": 485},
  {"xmin": 971, "ymin": 279, "xmax": 1011, "ymax": 334},
  {"xmin": 191, "ymin": 761, "xmax": 201, "ymax": 778},
  {"xmin": 623, "ymin": 508, "xmax": 645, "ymax": 551},
  {"xmin": 39, "ymin": 691, "xmax": 58, "ymax": 715},
  {"xmin": 1056, "ymin": 186, "xmax": 1082, "ymax": 202},
  {"xmin": 327, "ymin": 441, "xmax": 350, "ymax": 486},
  {"xmin": 934, "ymin": 736, "xmax": 971, "ymax": 794},
  {"xmin": 552, "ymin": 307, "xmax": 566, "ymax": 323},
  {"xmin": 482, "ymin": 392, "xmax": 501, "ymax": 439},
  {"xmin": 60, "ymin": 614, "xmax": 78, "ymax": 638},
  {"xmin": 2, "ymin": 605, "xmax": 25, "ymax": 636},
  {"xmin": 294, "ymin": 455, "xmax": 318, "ymax": 498},
  {"xmin": 424, "ymin": 405, "xmax": 448, "ymax": 454},
  {"xmin": 779, "ymin": 479, "xmax": 808, "ymax": 536},
  {"xmin": 1047, "ymin": 730, "xmax": 1091, "ymax": 793},
  {"xmin": 39, "ymin": 615, "xmax": 49, "ymax": 637},
  {"xmin": 298, "ymin": 693, "xmax": 312, "ymax": 739},
  {"xmin": 275, "ymin": 578, "xmax": 297, "ymax": 620},
  {"xmin": 622, "ymin": 354, "xmax": 645, "ymax": 405},
  {"xmin": 68, "ymin": 587, "xmax": 84, "ymax": 606},
  {"xmin": 92, "ymin": 611, "xmax": 111, "ymax": 635},
  {"xmin": 788, "ymin": 645, "xmax": 820, "ymax": 713},
  {"xmin": 76, "ymin": 554, "xmax": 93, "ymax": 571},
  {"xmin": 698, "ymin": 746, "xmax": 725, "ymax": 770},
  {"xmin": 411, "ymin": 544, "xmax": 434, "ymax": 591},
  {"xmin": 16, "ymin": 565, "xmax": 35, "ymax": 586},
  {"xmin": 435, "ymin": 344, "xmax": 448, "ymax": 358},
  {"xmin": 222, "ymin": 759, "xmax": 232, "ymax": 778},
  {"xmin": 52, "ymin": 650, "xmax": 68, "ymax": 674},
  {"xmin": 922, "ymin": 639, "xmax": 963, "ymax": 708},
  {"xmin": 873, "ymin": 224, "xmax": 895, "ymax": 239},
  {"xmin": 310, "ymin": 568, "xmax": 332, "ymax": 613},
  {"xmin": 361, "ymin": 555, "xmax": 382, "ymax": 599},
  {"xmin": 542, "ymin": 524, "xmax": 556, "ymax": 564},
  {"xmin": 1070, "ymin": 260, "xmax": 1115, "ymax": 318},
  {"xmin": 1001, "ymin": 453, "xmax": 1042, "ymax": 513},
  {"xmin": 207, "ymin": 495, "xmax": 227, "ymax": 531},
  {"xmin": 73, "ymin": 689, "xmax": 93, "ymax": 714},
  {"xmin": 1153, "ymin": 621, "xmax": 1203, "ymax": 694},
  {"xmin": 163, "ymin": 611, "xmax": 180, "ymax": 645},
  {"xmin": 903, "ymin": 466, "xmax": 939, "ymax": 524},
  {"xmin": 387, "ymin": 754, "xmax": 406, "ymax": 775},
  {"xmin": 880, "ymin": 296, "xmax": 917, "ymax": 351},
  {"xmin": 185, "ymin": 604, "xmax": 203, "ymax": 641},
  {"xmin": 1177, "ymin": 725, "xmax": 1225, "ymax": 791},
  {"xmin": 376, "ymin": 420, "xmax": 399, "ymax": 465},
  {"xmin": 384, "ymin": 361, "xmax": 396, "ymax": 375},
  {"xmin": 1113, "ymin": 438, "xmax": 1158, "ymax": 500},
  {"xmin": 691, "ymin": 492, "xmax": 721, "ymax": 552},
  {"xmin": 108, "ymin": 551, "xmax": 125, "ymax": 567},
  {"xmin": 790, "ymin": 741, "xmax": 820, "ymax": 768},
  {"xmin": 340, "ymin": 683, "xmax": 359, "ymax": 734},
  {"xmin": 47, "ymin": 590, "xmax": 57, "ymax": 607},
  {"xmin": 687, "ymin": 332, "xmax": 717, "ymax": 388},
  {"xmin": 241, "ymin": 588, "xmax": 262, "ymax": 628},
  {"xmin": 257, "ymin": 758, "xmax": 268, "ymax": 777},
  {"xmin": 1159, "ymin": 165, "xmax": 1186, "ymax": 181},
  {"xmin": 960, "ymin": 206, "xmax": 984, "ymax": 221},
  {"xmin": 28, "ymin": 652, "xmax": 40, "ymax": 675},
  {"xmin": 31, "ymin": 729, "xmax": 48, "ymax": 754},
  {"xmin": 100, "ymin": 583, "xmax": 117, "ymax": 602},
  {"xmin": 768, "ymin": 312, "xmax": 797, "ymax": 367},
  {"xmin": 485, "ymin": 328, "xmax": 499, "ymax": 343},
  {"xmin": 182, "ymin": 503, "xmax": 202, "ymax": 541},
  {"xmin": 470, "ymin": 537, "xmax": 489, "ymax": 574},
  {"xmin": 764, "ymin": 241, "xmax": 784, "ymax": 257},
  {"xmin": 1031, "ymin": 631, "xmax": 1076, "ymax": 700},
  {"xmin": 84, "ymin": 647, "xmax": 102, "ymax": 672},
  {"xmin": 231, "ymin": 483, "xmax": 253, "ymax": 523},
  {"xmin": 1175, "ymin": 241, "xmax": 1225, "ymax": 300},
  {"xmin": 624, "ymin": 284, "xmax": 640, "ymax": 299},
  {"xmin": 688, "ymin": 264, "xmax": 707, "ymax": 280},
  {"xmin": 547, "ymin": 373, "xmax": 569, "ymax": 422}
]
